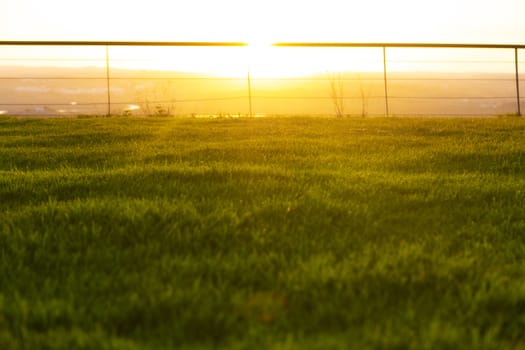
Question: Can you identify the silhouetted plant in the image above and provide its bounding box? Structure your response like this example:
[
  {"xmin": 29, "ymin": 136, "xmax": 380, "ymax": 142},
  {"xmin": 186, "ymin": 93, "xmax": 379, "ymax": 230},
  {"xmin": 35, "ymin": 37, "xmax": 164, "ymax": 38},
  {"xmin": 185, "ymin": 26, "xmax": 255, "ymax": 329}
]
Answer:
[
  {"xmin": 356, "ymin": 73, "xmax": 373, "ymax": 117},
  {"xmin": 328, "ymin": 72, "xmax": 345, "ymax": 117},
  {"xmin": 135, "ymin": 80, "xmax": 176, "ymax": 116}
]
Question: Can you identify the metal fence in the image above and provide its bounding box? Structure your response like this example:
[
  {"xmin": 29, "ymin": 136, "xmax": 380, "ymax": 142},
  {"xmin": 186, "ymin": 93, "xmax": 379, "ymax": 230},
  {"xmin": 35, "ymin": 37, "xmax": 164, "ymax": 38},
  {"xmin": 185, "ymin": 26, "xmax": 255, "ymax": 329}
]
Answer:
[{"xmin": 0, "ymin": 41, "xmax": 523, "ymax": 117}]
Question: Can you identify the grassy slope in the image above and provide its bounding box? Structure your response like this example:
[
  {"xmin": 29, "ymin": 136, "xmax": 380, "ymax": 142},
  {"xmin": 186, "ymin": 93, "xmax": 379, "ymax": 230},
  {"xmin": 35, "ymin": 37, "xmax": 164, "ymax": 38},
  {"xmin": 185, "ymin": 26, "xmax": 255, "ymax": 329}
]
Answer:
[{"xmin": 0, "ymin": 116, "xmax": 524, "ymax": 349}]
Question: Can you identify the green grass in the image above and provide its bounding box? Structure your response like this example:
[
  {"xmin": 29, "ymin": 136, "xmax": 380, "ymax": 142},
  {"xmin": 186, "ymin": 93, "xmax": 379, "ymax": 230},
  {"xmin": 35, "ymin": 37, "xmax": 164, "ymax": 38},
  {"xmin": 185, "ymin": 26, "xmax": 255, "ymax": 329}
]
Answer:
[{"xmin": 1, "ymin": 115, "xmax": 525, "ymax": 349}]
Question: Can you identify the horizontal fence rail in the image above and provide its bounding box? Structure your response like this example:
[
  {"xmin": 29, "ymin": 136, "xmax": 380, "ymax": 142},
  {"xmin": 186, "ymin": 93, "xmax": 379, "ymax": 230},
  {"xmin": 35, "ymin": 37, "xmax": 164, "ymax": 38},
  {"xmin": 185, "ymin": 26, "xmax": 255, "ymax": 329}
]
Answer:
[
  {"xmin": 1, "ymin": 41, "xmax": 524, "ymax": 48},
  {"xmin": 0, "ymin": 41, "xmax": 523, "ymax": 117}
]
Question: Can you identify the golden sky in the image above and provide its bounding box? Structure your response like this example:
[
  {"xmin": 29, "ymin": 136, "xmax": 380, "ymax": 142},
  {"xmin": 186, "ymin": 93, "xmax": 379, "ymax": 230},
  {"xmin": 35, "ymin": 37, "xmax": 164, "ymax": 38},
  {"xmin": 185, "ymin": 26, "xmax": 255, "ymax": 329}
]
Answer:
[{"xmin": 1, "ymin": 0, "xmax": 524, "ymax": 76}]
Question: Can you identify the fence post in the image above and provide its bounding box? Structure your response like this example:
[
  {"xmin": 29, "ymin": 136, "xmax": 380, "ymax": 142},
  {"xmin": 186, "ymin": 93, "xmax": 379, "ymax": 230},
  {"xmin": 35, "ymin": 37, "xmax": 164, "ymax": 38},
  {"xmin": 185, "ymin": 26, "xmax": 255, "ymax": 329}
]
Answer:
[
  {"xmin": 516, "ymin": 48, "xmax": 521, "ymax": 116},
  {"xmin": 383, "ymin": 46, "xmax": 389, "ymax": 117},
  {"xmin": 247, "ymin": 69, "xmax": 253, "ymax": 117},
  {"xmin": 105, "ymin": 45, "xmax": 111, "ymax": 116}
]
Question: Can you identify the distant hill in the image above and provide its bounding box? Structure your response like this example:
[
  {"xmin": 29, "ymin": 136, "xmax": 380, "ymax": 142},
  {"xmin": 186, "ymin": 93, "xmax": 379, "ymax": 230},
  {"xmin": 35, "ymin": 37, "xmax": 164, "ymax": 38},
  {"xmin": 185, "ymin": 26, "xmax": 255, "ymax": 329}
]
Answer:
[{"xmin": 0, "ymin": 65, "xmax": 522, "ymax": 116}]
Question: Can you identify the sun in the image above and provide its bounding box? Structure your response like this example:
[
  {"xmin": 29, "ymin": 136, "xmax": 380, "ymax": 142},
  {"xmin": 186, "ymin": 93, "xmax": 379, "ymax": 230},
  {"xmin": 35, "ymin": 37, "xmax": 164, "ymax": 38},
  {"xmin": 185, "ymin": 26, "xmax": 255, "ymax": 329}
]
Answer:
[
  {"xmin": 245, "ymin": 40, "xmax": 329, "ymax": 79},
  {"xmin": 105, "ymin": 38, "xmax": 385, "ymax": 80}
]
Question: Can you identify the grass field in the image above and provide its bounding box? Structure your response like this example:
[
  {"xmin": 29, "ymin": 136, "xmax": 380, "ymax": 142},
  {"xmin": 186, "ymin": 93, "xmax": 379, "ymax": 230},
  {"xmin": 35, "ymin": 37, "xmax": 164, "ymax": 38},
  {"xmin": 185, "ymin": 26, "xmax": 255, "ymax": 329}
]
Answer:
[{"xmin": 1, "ymin": 115, "xmax": 525, "ymax": 349}]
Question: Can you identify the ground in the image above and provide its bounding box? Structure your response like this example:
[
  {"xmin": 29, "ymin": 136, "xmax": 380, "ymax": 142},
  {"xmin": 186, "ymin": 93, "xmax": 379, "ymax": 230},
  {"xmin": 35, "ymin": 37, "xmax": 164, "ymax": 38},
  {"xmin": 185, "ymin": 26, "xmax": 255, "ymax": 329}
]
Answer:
[{"xmin": 1, "ymin": 115, "xmax": 524, "ymax": 349}]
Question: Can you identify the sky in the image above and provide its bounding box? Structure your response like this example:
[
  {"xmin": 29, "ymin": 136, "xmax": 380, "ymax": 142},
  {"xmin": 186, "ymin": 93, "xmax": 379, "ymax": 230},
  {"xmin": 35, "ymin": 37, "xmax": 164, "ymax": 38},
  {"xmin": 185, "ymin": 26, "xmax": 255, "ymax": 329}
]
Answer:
[
  {"xmin": 2, "ymin": 0, "xmax": 525, "ymax": 43},
  {"xmin": 1, "ymin": 0, "xmax": 525, "ymax": 76}
]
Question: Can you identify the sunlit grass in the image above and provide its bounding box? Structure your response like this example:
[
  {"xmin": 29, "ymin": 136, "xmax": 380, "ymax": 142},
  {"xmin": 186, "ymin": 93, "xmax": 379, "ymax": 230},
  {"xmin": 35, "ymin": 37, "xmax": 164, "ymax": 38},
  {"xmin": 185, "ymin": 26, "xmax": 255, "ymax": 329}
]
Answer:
[{"xmin": 1, "ymin": 116, "xmax": 524, "ymax": 349}]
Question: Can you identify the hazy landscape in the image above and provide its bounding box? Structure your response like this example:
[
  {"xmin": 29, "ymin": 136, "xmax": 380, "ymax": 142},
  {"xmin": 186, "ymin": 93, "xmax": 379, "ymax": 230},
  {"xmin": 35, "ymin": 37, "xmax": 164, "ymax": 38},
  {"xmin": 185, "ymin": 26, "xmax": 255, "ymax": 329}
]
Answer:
[
  {"xmin": 1, "ymin": 65, "xmax": 522, "ymax": 117},
  {"xmin": 1, "ymin": 52, "xmax": 524, "ymax": 350}
]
